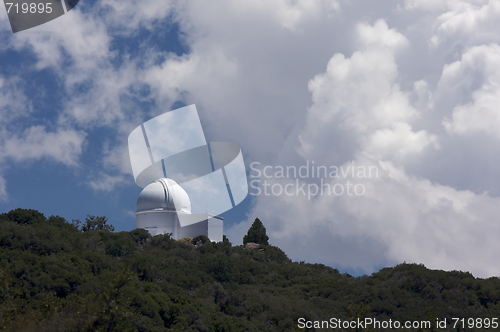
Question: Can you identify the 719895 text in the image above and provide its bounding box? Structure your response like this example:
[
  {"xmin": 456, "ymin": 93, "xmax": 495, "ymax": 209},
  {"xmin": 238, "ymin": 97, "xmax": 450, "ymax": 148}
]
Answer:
[{"xmin": 297, "ymin": 317, "xmax": 499, "ymax": 330}]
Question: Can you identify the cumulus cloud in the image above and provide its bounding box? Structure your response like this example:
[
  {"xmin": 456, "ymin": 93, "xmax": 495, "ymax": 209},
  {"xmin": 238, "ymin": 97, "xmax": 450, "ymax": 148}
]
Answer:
[
  {"xmin": 365, "ymin": 123, "xmax": 439, "ymax": 161},
  {"xmin": 3, "ymin": 0, "xmax": 500, "ymax": 277},
  {"xmin": 231, "ymin": 154, "xmax": 500, "ymax": 276},
  {"xmin": 429, "ymin": 0, "xmax": 500, "ymax": 47},
  {"xmin": 227, "ymin": 15, "xmax": 500, "ymax": 278},
  {"xmin": 1, "ymin": 1, "xmax": 176, "ymax": 193},
  {"xmin": 441, "ymin": 44, "xmax": 500, "ymax": 138},
  {"xmin": 2, "ymin": 0, "xmax": 342, "ymax": 190},
  {"xmin": 0, "ymin": 126, "xmax": 86, "ymax": 166},
  {"xmin": 298, "ymin": 20, "xmax": 435, "ymax": 165},
  {"xmin": 139, "ymin": 0, "xmax": 347, "ymax": 165}
]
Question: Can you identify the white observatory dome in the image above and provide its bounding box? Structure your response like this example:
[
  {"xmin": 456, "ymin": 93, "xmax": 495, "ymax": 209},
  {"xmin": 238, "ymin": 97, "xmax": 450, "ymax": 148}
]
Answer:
[{"xmin": 136, "ymin": 178, "xmax": 191, "ymax": 214}]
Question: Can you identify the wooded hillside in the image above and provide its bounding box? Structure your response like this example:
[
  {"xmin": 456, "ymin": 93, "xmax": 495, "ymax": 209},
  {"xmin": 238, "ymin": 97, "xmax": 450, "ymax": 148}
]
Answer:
[{"xmin": 1, "ymin": 208, "xmax": 499, "ymax": 331}]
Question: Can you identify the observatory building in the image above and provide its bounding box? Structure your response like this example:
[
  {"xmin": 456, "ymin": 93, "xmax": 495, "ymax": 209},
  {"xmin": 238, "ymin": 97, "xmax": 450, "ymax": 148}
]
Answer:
[
  {"xmin": 135, "ymin": 177, "xmax": 223, "ymax": 242},
  {"xmin": 129, "ymin": 105, "xmax": 248, "ymax": 243}
]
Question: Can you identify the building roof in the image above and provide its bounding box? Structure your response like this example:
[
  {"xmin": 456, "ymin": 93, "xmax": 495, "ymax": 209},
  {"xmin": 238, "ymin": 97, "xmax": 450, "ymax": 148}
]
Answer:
[{"xmin": 136, "ymin": 178, "xmax": 191, "ymax": 214}]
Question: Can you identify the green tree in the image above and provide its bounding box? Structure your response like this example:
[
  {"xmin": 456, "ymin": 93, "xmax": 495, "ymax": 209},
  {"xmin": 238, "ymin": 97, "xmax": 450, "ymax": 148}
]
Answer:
[
  {"xmin": 192, "ymin": 235, "xmax": 210, "ymax": 245},
  {"xmin": 0, "ymin": 208, "xmax": 46, "ymax": 225},
  {"xmin": 243, "ymin": 218, "xmax": 269, "ymax": 245},
  {"xmin": 75, "ymin": 215, "xmax": 115, "ymax": 232}
]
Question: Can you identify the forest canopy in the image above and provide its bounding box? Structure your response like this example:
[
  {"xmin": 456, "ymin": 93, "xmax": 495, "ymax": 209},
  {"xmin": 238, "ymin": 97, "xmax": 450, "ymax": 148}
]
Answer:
[{"xmin": 1, "ymin": 208, "xmax": 500, "ymax": 331}]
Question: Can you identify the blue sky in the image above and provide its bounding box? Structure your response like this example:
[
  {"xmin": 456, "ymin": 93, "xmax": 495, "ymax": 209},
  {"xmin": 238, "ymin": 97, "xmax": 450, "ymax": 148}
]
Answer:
[
  {"xmin": 1, "ymin": 0, "xmax": 500, "ymax": 277},
  {"xmin": 0, "ymin": 0, "xmax": 255, "ymax": 242}
]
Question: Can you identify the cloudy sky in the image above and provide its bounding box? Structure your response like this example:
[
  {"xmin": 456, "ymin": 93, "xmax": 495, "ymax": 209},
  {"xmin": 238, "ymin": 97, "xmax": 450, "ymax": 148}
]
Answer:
[{"xmin": 1, "ymin": 0, "xmax": 500, "ymax": 277}]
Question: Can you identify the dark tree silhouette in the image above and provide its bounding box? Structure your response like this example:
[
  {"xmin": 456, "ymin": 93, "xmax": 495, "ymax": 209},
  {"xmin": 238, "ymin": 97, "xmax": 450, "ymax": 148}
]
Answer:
[
  {"xmin": 243, "ymin": 218, "xmax": 269, "ymax": 245},
  {"xmin": 75, "ymin": 215, "xmax": 115, "ymax": 232}
]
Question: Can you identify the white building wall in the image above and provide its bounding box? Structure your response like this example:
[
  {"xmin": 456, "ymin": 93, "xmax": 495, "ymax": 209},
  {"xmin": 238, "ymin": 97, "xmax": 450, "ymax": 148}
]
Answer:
[
  {"xmin": 207, "ymin": 216, "xmax": 223, "ymax": 242},
  {"xmin": 136, "ymin": 211, "xmax": 179, "ymax": 238},
  {"xmin": 136, "ymin": 210, "xmax": 223, "ymax": 241}
]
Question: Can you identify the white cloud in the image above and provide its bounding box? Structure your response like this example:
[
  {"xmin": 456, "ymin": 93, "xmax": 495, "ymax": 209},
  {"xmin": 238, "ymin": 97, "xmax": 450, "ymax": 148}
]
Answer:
[
  {"xmin": 0, "ymin": 75, "xmax": 88, "ymax": 199},
  {"xmin": 176, "ymin": 0, "xmax": 339, "ymax": 35},
  {"xmin": 100, "ymin": 0, "xmax": 173, "ymax": 32},
  {"xmin": 137, "ymin": 0, "xmax": 348, "ymax": 166},
  {"xmin": 0, "ymin": 126, "xmax": 86, "ymax": 166},
  {"xmin": 357, "ymin": 19, "xmax": 409, "ymax": 51},
  {"xmin": 333, "ymin": 160, "xmax": 500, "ymax": 277},
  {"xmin": 1, "ymin": 2, "xmax": 173, "ymax": 193},
  {"xmin": 143, "ymin": 52, "xmax": 235, "ymax": 110},
  {"xmin": 402, "ymin": 0, "xmax": 500, "ymax": 48},
  {"xmin": 9, "ymin": 11, "xmax": 110, "ymax": 72},
  {"xmin": 1, "ymin": 0, "xmax": 344, "ymax": 194},
  {"xmin": 430, "ymin": 0, "xmax": 500, "ymax": 47},
  {"xmin": 226, "ymin": 17, "xmax": 500, "ymax": 278},
  {"xmin": 236, "ymin": 154, "xmax": 500, "ymax": 277},
  {"xmin": 298, "ymin": 20, "xmax": 436, "ymax": 164},
  {"xmin": 0, "ymin": 174, "xmax": 7, "ymax": 201},
  {"xmin": 89, "ymin": 173, "xmax": 128, "ymax": 192},
  {"xmin": 365, "ymin": 123, "xmax": 439, "ymax": 161},
  {"xmin": 440, "ymin": 44, "xmax": 500, "ymax": 138},
  {"xmin": 0, "ymin": 76, "xmax": 31, "ymax": 123},
  {"xmin": 3, "ymin": 0, "xmax": 500, "ymax": 277},
  {"xmin": 402, "ymin": 0, "xmax": 488, "ymax": 12}
]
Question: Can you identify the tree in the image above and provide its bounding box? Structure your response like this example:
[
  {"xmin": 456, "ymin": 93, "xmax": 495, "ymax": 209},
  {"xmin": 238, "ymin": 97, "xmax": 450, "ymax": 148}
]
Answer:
[
  {"xmin": 192, "ymin": 235, "xmax": 210, "ymax": 245},
  {"xmin": 0, "ymin": 208, "xmax": 46, "ymax": 225},
  {"xmin": 243, "ymin": 218, "xmax": 269, "ymax": 245},
  {"xmin": 75, "ymin": 215, "xmax": 115, "ymax": 232}
]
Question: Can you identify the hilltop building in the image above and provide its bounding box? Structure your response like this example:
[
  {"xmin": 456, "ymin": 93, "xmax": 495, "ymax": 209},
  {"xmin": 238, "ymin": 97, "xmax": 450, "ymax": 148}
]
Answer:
[{"xmin": 135, "ymin": 178, "xmax": 223, "ymax": 242}]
